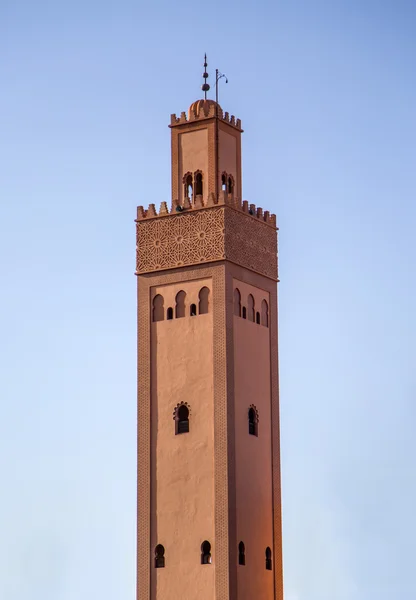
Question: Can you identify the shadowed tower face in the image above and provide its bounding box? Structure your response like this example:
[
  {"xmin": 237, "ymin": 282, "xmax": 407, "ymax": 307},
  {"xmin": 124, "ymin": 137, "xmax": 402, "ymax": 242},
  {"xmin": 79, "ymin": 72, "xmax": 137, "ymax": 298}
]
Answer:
[{"xmin": 136, "ymin": 76, "xmax": 283, "ymax": 600}]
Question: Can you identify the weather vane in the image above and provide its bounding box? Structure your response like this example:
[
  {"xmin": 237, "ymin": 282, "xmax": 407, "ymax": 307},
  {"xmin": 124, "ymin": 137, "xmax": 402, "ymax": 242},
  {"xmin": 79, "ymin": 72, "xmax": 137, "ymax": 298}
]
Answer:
[{"xmin": 201, "ymin": 54, "xmax": 228, "ymax": 103}]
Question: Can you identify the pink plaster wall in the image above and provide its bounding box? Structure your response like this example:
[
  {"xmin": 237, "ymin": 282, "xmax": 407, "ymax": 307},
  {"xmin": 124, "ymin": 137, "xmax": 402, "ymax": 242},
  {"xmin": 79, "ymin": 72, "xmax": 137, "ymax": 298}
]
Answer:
[
  {"xmin": 150, "ymin": 278, "xmax": 216, "ymax": 600},
  {"xmin": 233, "ymin": 279, "xmax": 274, "ymax": 599},
  {"xmin": 179, "ymin": 129, "xmax": 209, "ymax": 203}
]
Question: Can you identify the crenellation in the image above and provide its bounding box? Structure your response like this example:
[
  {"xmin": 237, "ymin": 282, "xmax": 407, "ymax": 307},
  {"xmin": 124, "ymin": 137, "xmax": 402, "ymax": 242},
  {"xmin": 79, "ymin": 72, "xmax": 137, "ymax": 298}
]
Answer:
[
  {"xmin": 169, "ymin": 100, "xmax": 242, "ymax": 130},
  {"xmin": 136, "ymin": 195, "xmax": 276, "ymax": 226}
]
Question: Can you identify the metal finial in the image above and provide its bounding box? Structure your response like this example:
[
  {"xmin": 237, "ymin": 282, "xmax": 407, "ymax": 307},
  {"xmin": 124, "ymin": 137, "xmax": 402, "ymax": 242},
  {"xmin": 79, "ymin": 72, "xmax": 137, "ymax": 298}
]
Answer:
[{"xmin": 201, "ymin": 53, "xmax": 210, "ymax": 100}]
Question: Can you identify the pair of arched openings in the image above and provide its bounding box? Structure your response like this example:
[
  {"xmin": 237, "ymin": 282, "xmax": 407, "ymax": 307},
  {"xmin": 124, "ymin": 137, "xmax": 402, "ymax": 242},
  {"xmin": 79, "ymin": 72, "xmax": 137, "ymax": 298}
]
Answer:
[
  {"xmin": 183, "ymin": 170, "xmax": 203, "ymax": 203},
  {"xmin": 154, "ymin": 541, "xmax": 211, "ymax": 568},
  {"xmin": 234, "ymin": 289, "xmax": 269, "ymax": 327},
  {"xmin": 238, "ymin": 543, "xmax": 273, "ymax": 570},
  {"xmin": 221, "ymin": 172, "xmax": 235, "ymax": 196},
  {"xmin": 173, "ymin": 404, "xmax": 257, "ymax": 437},
  {"xmin": 153, "ymin": 287, "xmax": 210, "ymax": 322}
]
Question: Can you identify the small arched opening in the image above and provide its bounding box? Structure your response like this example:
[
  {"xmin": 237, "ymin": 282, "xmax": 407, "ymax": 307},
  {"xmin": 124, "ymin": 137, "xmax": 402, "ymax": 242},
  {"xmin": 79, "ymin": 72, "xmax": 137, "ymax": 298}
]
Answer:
[
  {"xmin": 190, "ymin": 303, "xmax": 197, "ymax": 317},
  {"xmin": 195, "ymin": 171, "xmax": 203, "ymax": 196},
  {"xmin": 154, "ymin": 544, "xmax": 165, "ymax": 568},
  {"xmin": 242, "ymin": 306, "xmax": 247, "ymax": 319},
  {"xmin": 199, "ymin": 287, "xmax": 210, "ymax": 315},
  {"xmin": 175, "ymin": 290, "xmax": 186, "ymax": 318},
  {"xmin": 266, "ymin": 547, "xmax": 272, "ymax": 570},
  {"xmin": 175, "ymin": 404, "xmax": 189, "ymax": 435},
  {"xmin": 238, "ymin": 541, "xmax": 245, "ymax": 566},
  {"xmin": 184, "ymin": 173, "xmax": 193, "ymax": 202},
  {"xmin": 234, "ymin": 288, "xmax": 241, "ymax": 317},
  {"xmin": 167, "ymin": 307, "xmax": 174, "ymax": 320},
  {"xmin": 227, "ymin": 176, "xmax": 234, "ymax": 196},
  {"xmin": 201, "ymin": 541, "xmax": 212, "ymax": 565},
  {"xmin": 152, "ymin": 294, "xmax": 164, "ymax": 322},
  {"xmin": 256, "ymin": 311, "xmax": 261, "ymax": 324},
  {"xmin": 248, "ymin": 406, "xmax": 258, "ymax": 437}
]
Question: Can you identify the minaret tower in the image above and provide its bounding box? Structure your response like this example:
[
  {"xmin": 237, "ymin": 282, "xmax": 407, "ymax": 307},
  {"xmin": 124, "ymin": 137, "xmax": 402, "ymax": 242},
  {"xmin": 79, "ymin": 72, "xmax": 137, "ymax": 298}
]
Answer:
[{"xmin": 135, "ymin": 58, "xmax": 283, "ymax": 600}]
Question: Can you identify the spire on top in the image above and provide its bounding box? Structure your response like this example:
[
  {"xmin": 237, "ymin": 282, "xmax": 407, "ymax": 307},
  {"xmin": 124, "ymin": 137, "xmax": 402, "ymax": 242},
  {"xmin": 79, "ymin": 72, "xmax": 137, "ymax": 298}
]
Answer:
[{"xmin": 201, "ymin": 54, "xmax": 210, "ymax": 100}]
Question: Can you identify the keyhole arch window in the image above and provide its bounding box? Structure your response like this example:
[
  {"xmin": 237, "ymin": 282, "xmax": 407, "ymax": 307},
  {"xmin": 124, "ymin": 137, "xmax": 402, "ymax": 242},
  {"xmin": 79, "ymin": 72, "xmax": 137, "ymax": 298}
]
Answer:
[
  {"xmin": 183, "ymin": 172, "xmax": 193, "ymax": 202},
  {"xmin": 154, "ymin": 544, "xmax": 165, "ymax": 568},
  {"xmin": 201, "ymin": 541, "xmax": 212, "ymax": 564},
  {"xmin": 173, "ymin": 402, "xmax": 190, "ymax": 435},
  {"xmin": 194, "ymin": 170, "xmax": 203, "ymax": 196}
]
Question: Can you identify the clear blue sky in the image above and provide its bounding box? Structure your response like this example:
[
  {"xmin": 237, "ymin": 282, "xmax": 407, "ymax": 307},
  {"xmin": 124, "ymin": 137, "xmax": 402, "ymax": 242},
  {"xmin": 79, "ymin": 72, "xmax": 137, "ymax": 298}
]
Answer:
[{"xmin": 1, "ymin": 1, "xmax": 415, "ymax": 599}]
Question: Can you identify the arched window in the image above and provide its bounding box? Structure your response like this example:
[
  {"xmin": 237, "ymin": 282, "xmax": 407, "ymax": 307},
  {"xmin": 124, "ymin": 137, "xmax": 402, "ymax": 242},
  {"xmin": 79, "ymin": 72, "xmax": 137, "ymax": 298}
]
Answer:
[
  {"xmin": 265, "ymin": 547, "xmax": 272, "ymax": 570},
  {"xmin": 190, "ymin": 303, "xmax": 197, "ymax": 317},
  {"xmin": 234, "ymin": 288, "xmax": 241, "ymax": 317},
  {"xmin": 199, "ymin": 287, "xmax": 210, "ymax": 314},
  {"xmin": 248, "ymin": 406, "xmax": 258, "ymax": 437},
  {"xmin": 261, "ymin": 300, "xmax": 269, "ymax": 327},
  {"xmin": 248, "ymin": 294, "xmax": 255, "ymax": 322},
  {"xmin": 242, "ymin": 306, "xmax": 247, "ymax": 319},
  {"xmin": 184, "ymin": 173, "xmax": 193, "ymax": 202},
  {"xmin": 201, "ymin": 541, "xmax": 212, "ymax": 564},
  {"xmin": 256, "ymin": 311, "xmax": 261, "ymax": 324},
  {"xmin": 175, "ymin": 290, "xmax": 186, "ymax": 318},
  {"xmin": 238, "ymin": 541, "xmax": 245, "ymax": 566},
  {"xmin": 195, "ymin": 171, "xmax": 203, "ymax": 196},
  {"xmin": 152, "ymin": 294, "xmax": 164, "ymax": 322},
  {"xmin": 167, "ymin": 307, "xmax": 173, "ymax": 320},
  {"xmin": 227, "ymin": 176, "xmax": 234, "ymax": 195},
  {"xmin": 155, "ymin": 544, "xmax": 165, "ymax": 568},
  {"xmin": 175, "ymin": 404, "xmax": 189, "ymax": 435}
]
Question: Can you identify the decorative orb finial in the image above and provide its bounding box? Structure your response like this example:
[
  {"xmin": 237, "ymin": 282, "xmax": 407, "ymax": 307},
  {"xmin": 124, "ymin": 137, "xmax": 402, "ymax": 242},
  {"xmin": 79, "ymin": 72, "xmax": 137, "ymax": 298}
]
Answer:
[{"xmin": 201, "ymin": 53, "xmax": 210, "ymax": 99}]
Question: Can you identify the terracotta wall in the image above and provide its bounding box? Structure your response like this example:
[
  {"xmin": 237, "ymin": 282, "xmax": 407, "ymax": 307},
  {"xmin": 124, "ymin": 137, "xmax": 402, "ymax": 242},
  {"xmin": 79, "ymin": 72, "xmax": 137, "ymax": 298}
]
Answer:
[
  {"xmin": 233, "ymin": 278, "xmax": 274, "ymax": 599},
  {"xmin": 179, "ymin": 129, "xmax": 209, "ymax": 203},
  {"xmin": 150, "ymin": 278, "xmax": 216, "ymax": 600}
]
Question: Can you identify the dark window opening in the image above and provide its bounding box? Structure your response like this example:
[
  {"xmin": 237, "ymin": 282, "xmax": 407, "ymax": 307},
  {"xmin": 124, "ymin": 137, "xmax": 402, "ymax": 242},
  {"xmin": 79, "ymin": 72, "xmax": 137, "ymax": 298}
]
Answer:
[
  {"xmin": 228, "ymin": 176, "xmax": 233, "ymax": 195},
  {"xmin": 176, "ymin": 404, "xmax": 189, "ymax": 435},
  {"xmin": 249, "ymin": 407, "xmax": 258, "ymax": 437},
  {"xmin": 201, "ymin": 541, "xmax": 212, "ymax": 565},
  {"xmin": 167, "ymin": 307, "xmax": 173, "ymax": 320},
  {"xmin": 152, "ymin": 294, "xmax": 164, "ymax": 322},
  {"xmin": 238, "ymin": 542, "xmax": 245, "ymax": 566},
  {"xmin": 266, "ymin": 547, "xmax": 272, "ymax": 571},
  {"xmin": 242, "ymin": 306, "xmax": 247, "ymax": 319},
  {"xmin": 256, "ymin": 311, "xmax": 261, "ymax": 324},
  {"xmin": 190, "ymin": 303, "xmax": 197, "ymax": 316},
  {"xmin": 195, "ymin": 172, "xmax": 203, "ymax": 196},
  {"xmin": 175, "ymin": 290, "xmax": 186, "ymax": 318},
  {"xmin": 184, "ymin": 174, "xmax": 193, "ymax": 199},
  {"xmin": 155, "ymin": 544, "xmax": 165, "ymax": 568},
  {"xmin": 199, "ymin": 287, "xmax": 210, "ymax": 315}
]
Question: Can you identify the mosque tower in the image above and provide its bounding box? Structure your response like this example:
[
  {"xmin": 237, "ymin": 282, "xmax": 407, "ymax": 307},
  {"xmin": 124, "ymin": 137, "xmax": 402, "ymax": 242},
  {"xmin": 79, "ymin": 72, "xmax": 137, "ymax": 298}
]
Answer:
[{"xmin": 135, "ymin": 56, "xmax": 283, "ymax": 600}]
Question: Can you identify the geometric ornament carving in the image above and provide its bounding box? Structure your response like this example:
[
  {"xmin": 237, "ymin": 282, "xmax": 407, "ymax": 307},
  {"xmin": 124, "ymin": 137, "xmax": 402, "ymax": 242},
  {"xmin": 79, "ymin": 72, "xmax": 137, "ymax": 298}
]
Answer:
[{"xmin": 136, "ymin": 206, "xmax": 278, "ymax": 280}]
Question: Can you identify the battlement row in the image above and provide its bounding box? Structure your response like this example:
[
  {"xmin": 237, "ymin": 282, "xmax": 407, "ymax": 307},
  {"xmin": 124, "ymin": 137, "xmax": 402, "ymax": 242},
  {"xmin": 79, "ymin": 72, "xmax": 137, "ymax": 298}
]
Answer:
[
  {"xmin": 170, "ymin": 106, "xmax": 242, "ymax": 130},
  {"xmin": 136, "ymin": 190, "xmax": 276, "ymax": 226}
]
